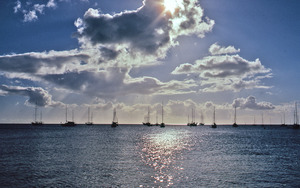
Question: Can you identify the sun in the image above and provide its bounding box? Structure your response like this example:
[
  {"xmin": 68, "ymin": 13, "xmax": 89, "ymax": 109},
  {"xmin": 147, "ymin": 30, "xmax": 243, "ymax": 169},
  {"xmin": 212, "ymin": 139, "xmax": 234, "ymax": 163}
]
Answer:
[{"xmin": 163, "ymin": 0, "xmax": 183, "ymax": 14}]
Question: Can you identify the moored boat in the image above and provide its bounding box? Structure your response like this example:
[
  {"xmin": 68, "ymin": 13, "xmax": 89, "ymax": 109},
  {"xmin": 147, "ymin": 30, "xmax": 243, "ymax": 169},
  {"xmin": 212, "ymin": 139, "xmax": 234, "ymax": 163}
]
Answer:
[
  {"xmin": 61, "ymin": 106, "xmax": 76, "ymax": 127},
  {"xmin": 211, "ymin": 107, "xmax": 217, "ymax": 128},
  {"xmin": 111, "ymin": 108, "xmax": 118, "ymax": 127},
  {"xmin": 233, "ymin": 105, "xmax": 238, "ymax": 127}
]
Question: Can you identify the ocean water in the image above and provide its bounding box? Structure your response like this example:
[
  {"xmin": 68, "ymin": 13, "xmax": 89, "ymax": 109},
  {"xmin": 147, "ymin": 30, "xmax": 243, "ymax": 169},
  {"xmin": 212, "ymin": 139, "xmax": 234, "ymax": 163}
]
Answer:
[{"xmin": 0, "ymin": 124, "xmax": 299, "ymax": 187}]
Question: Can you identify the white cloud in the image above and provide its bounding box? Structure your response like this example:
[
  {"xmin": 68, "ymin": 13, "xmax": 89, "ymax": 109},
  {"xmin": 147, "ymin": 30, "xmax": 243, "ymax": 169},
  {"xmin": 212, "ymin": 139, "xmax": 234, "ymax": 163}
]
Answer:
[
  {"xmin": 209, "ymin": 43, "xmax": 240, "ymax": 55},
  {"xmin": 0, "ymin": 85, "xmax": 62, "ymax": 107},
  {"xmin": 33, "ymin": 4, "xmax": 46, "ymax": 14},
  {"xmin": 23, "ymin": 10, "xmax": 38, "ymax": 22},
  {"xmin": 46, "ymin": 0, "xmax": 57, "ymax": 8},
  {"xmin": 172, "ymin": 43, "xmax": 272, "ymax": 92},
  {"xmin": 14, "ymin": 0, "xmax": 57, "ymax": 22},
  {"xmin": 233, "ymin": 96, "xmax": 275, "ymax": 110},
  {"xmin": 13, "ymin": 0, "xmax": 21, "ymax": 13}
]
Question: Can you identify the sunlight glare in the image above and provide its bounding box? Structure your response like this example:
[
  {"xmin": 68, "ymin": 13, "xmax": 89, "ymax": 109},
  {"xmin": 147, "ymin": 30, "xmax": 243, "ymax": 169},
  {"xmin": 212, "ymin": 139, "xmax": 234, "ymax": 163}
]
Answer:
[{"xmin": 163, "ymin": 0, "xmax": 183, "ymax": 14}]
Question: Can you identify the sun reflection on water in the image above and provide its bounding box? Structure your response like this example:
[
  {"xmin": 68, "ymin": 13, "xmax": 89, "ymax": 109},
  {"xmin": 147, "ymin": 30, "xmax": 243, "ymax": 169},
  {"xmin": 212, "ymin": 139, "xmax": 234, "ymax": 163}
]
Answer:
[{"xmin": 140, "ymin": 129, "xmax": 192, "ymax": 186}]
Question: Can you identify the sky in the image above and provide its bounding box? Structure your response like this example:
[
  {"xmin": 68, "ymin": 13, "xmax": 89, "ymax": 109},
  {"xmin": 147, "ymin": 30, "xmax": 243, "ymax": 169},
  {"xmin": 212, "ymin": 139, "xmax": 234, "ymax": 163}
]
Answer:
[{"xmin": 0, "ymin": 0, "xmax": 300, "ymax": 124}]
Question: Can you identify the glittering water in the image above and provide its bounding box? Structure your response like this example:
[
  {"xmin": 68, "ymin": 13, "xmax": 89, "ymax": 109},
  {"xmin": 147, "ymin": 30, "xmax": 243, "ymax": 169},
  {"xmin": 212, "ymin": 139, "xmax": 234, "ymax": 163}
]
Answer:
[{"xmin": 0, "ymin": 124, "xmax": 299, "ymax": 187}]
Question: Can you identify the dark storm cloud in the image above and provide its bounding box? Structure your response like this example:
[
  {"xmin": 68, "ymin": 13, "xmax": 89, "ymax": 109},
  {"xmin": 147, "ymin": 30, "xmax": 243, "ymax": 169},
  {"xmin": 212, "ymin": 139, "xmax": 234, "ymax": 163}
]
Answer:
[
  {"xmin": 76, "ymin": 0, "xmax": 214, "ymax": 56},
  {"xmin": 77, "ymin": 3, "xmax": 170, "ymax": 54},
  {"xmin": 0, "ymin": 51, "xmax": 89, "ymax": 74},
  {"xmin": 100, "ymin": 47, "xmax": 120, "ymax": 60}
]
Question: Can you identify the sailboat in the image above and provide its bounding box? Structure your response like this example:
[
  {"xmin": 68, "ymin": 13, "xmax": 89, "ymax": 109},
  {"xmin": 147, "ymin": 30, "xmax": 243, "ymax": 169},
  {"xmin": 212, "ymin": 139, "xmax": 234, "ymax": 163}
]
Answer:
[
  {"xmin": 143, "ymin": 106, "xmax": 152, "ymax": 126},
  {"xmin": 143, "ymin": 107, "xmax": 151, "ymax": 126},
  {"xmin": 187, "ymin": 108, "xmax": 197, "ymax": 126},
  {"xmin": 233, "ymin": 105, "xmax": 238, "ymax": 127},
  {"xmin": 252, "ymin": 116, "xmax": 256, "ymax": 126},
  {"xmin": 211, "ymin": 107, "xmax": 217, "ymax": 128},
  {"xmin": 261, "ymin": 112, "xmax": 264, "ymax": 127},
  {"xmin": 155, "ymin": 110, "xmax": 159, "ymax": 126},
  {"xmin": 293, "ymin": 102, "xmax": 299, "ymax": 129},
  {"xmin": 111, "ymin": 108, "xmax": 118, "ymax": 127},
  {"xmin": 31, "ymin": 103, "xmax": 43, "ymax": 126},
  {"xmin": 199, "ymin": 111, "xmax": 204, "ymax": 126},
  {"xmin": 160, "ymin": 103, "xmax": 165, "ymax": 128},
  {"xmin": 61, "ymin": 106, "xmax": 76, "ymax": 127},
  {"xmin": 85, "ymin": 107, "xmax": 93, "ymax": 125},
  {"xmin": 280, "ymin": 111, "xmax": 287, "ymax": 127}
]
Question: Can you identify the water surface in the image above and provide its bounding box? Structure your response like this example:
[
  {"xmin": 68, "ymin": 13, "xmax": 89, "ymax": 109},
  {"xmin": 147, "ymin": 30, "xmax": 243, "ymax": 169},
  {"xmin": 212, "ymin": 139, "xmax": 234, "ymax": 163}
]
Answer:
[{"xmin": 0, "ymin": 124, "xmax": 299, "ymax": 187}]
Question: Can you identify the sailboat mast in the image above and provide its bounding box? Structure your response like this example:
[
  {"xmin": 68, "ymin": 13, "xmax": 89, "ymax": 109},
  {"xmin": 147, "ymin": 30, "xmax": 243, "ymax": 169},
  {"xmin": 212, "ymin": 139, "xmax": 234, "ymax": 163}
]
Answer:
[
  {"xmin": 113, "ymin": 108, "xmax": 117, "ymax": 122},
  {"xmin": 34, "ymin": 103, "xmax": 37, "ymax": 122},
  {"xmin": 295, "ymin": 102, "xmax": 298, "ymax": 125},
  {"xmin": 162, "ymin": 104, "xmax": 164, "ymax": 123},
  {"xmin": 148, "ymin": 106, "xmax": 150, "ymax": 123},
  {"xmin": 234, "ymin": 105, "xmax": 237, "ymax": 124},
  {"xmin": 192, "ymin": 108, "xmax": 195, "ymax": 123},
  {"xmin": 192, "ymin": 108, "xmax": 193, "ymax": 123},
  {"xmin": 65, "ymin": 105, "xmax": 68, "ymax": 122},
  {"xmin": 213, "ymin": 107, "xmax": 215, "ymax": 124},
  {"xmin": 72, "ymin": 109, "xmax": 74, "ymax": 122},
  {"xmin": 40, "ymin": 110, "xmax": 42, "ymax": 122},
  {"xmin": 88, "ymin": 107, "xmax": 90, "ymax": 123}
]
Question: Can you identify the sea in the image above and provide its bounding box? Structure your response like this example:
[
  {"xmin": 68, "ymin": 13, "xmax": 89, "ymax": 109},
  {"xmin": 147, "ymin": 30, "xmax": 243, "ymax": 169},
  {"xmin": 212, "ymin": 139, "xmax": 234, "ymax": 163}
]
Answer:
[{"xmin": 0, "ymin": 124, "xmax": 299, "ymax": 187}]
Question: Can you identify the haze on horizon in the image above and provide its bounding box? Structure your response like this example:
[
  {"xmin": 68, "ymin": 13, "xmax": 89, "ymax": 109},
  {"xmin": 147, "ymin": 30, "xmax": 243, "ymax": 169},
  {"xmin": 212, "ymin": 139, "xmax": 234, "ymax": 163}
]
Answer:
[{"xmin": 0, "ymin": 0, "xmax": 299, "ymax": 124}]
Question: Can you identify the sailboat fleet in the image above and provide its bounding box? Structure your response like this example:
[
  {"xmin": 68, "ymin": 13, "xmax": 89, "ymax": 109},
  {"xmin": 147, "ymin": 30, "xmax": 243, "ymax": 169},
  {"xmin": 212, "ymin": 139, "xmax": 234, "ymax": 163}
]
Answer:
[
  {"xmin": 142, "ymin": 104, "xmax": 165, "ymax": 127},
  {"xmin": 27, "ymin": 101, "xmax": 299, "ymax": 129}
]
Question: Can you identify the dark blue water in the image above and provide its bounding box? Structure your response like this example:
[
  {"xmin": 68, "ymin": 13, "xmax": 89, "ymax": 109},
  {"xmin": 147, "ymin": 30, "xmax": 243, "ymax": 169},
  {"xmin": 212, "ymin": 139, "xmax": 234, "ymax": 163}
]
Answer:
[{"xmin": 0, "ymin": 124, "xmax": 299, "ymax": 187}]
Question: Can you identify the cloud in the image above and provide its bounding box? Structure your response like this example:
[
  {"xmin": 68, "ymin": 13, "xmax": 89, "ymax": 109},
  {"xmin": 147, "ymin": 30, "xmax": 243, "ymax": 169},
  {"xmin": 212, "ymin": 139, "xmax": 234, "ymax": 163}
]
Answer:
[
  {"xmin": 4, "ymin": 0, "xmax": 214, "ymax": 103},
  {"xmin": 233, "ymin": 96, "xmax": 275, "ymax": 110},
  {"xmin": 46, "ymin": 0, "xmax": 57, "ymax": 8},
  {"xmin": 42, "ymin": 66, "xmax": 197, "ymax": 98},
  {"xmin": 0, "ymin": 50, "xmax": 90, "ymax": 74},
  {"xmin": 209, "ymin": 43, "xmax": 240, "ymax": 55},
  {"xmin": 13, "ymin": 0, "xmax": 21, "ymax": 13},
  {"xmin": 75, "ymin": 0, "xmax": 214, "ymax": 58},
  {"xmin": 23, "ymin": 10, "xmax": 38, "ymax": 22},
  {"xmin": 33, "ymin": 4, "xmax": 46, "ymax": 14},
  {"xmin": 0, "ymin": 85, "xmax": 62, "ymax": 107},
  {"xmin": 13, "ymin": 0, "xmax": 57, "ymax": 22},
  {"xmin": 172, "ymin": 43, "xmax": 272, "ymax": 92},
  {"xmin": 0, "ymin": 47, "xmax": 197, "ymax": 100}
]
